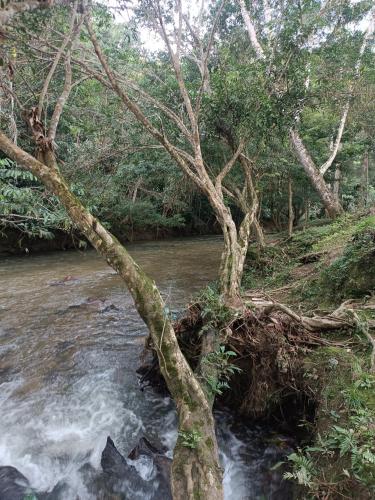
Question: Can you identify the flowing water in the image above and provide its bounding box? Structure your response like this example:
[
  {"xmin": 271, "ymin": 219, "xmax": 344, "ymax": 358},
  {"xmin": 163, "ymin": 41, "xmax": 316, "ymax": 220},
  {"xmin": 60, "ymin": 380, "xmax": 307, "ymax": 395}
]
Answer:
[{"xmin": 0, "ymin": 237, "xmax": 291, "ymax": 499}]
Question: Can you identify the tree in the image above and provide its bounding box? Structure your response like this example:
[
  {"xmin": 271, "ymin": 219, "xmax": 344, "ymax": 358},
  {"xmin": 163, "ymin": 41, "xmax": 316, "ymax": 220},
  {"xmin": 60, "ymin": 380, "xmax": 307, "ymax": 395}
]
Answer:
[
  {"xmin": 0, "ymin": 0, "xmax": 67, "ymax": 26},
  {"xmin": 0, "ymin": 5, "xmax": 224, "ymax": 498},
  {"xmin": 83, "ymin": 1, "xmax": 263, "ymax": 304},
  {"xmin": 237, "ymin": 0, "xmax": 374, "ymax": 218}
]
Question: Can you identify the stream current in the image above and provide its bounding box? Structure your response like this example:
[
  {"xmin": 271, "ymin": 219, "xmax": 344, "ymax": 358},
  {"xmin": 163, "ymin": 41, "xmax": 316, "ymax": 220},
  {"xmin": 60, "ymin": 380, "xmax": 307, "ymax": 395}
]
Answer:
[{"xmin": 0, "ymin": 237, "xmax": 290, "ymax": 499}]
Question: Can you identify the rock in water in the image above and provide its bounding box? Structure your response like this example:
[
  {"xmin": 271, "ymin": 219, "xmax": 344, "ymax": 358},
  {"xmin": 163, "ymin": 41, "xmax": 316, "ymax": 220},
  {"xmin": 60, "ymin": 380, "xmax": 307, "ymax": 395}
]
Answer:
[
  {"xmin": 101, "ymin": 436, "xmax": 172, "ymax": 499},
  {"xmin": 0, "ymin": 466, "xmax": 34, "ymax": 500},
  {"xmin": 101, "ymin": 436, "xmax": 134, "ymax": 478},
  {"xmin": 128, "ymin": 437, "xmax": 166, "ymax": 460},
  {"xmin": 128, "ymin": 437, "xmax": 172, "ymax": 498}
]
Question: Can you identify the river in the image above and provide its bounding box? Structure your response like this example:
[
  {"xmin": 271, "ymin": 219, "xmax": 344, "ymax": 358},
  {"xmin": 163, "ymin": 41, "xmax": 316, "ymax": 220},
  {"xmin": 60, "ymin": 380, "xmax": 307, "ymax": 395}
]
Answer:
[{"xmin": 0, "ymin": 236, "xmax": 291, "ymax": 499}]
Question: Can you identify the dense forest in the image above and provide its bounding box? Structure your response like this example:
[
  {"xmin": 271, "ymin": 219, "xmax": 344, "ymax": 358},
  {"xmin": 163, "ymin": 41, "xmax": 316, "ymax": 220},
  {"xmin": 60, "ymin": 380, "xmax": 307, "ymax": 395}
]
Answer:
[{"xmin": 0, "ymin": 1, "xmax": 374, "ymax": 499}]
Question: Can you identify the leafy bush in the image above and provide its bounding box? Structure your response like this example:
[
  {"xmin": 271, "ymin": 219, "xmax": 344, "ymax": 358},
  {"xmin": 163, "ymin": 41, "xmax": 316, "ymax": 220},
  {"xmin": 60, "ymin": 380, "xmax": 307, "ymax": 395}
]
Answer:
[{"xmin": 201, "ymin": 346, "xmax": 241, "ymax": 396}]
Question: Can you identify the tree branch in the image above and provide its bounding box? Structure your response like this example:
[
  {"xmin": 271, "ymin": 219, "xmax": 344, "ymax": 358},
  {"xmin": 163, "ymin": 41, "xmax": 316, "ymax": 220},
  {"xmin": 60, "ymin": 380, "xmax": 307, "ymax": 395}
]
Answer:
[
  {"xmin": 47, "ymin": 50, "xmax": 72, "ymax": 141},
  {"xmin": 37, "ymin": 1, "xmax": 78, "ymax": 120},
  {"xmin": 238, "ymin": 0, "xmax": 265, "ymax": 60},
  {"xmin": 85, "ymin": 14, "xmax": 204, "ymax": 189},
  {"xmin": 215, "ymin": 138, "xmax": 244, "ymax": 191}
]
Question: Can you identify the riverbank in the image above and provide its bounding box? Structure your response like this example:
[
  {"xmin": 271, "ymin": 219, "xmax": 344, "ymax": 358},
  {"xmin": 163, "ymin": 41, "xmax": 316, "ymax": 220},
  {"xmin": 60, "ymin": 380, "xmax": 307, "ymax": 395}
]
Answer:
[
  {"xmin": 141, "ymin": 212, "xmax": 375, "ymax": 498},
  {"xmin": 0, "ymin": 224, "xmax": 222, "ymax": 256}
]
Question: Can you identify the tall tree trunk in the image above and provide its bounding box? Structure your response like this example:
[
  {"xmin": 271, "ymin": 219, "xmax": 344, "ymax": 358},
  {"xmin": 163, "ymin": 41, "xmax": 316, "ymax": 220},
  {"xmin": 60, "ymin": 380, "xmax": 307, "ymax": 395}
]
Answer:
[
  {"xmin": 0, "ymin": 131, "xmax": 223, "ymax": 500},
  {"xmin": 253, "ymin": 218, "xmax": 265, "ymax": 248},
  {"xmin": 216, "ymin": 210, "xmax": 242, "ymax": 305},
  {"xmin": 333, "ymin": 165, "xmax": 341, "ymax": 204},
  {"xmin": 288, "ymin": 176, "xmax": 294, "ymax": 237},
  {"xmin": 360, "ymin": 149, "xmax": 369, "ymax": 208},
  {"xmin": 290, "ymin": 130, "xmax": 343, "ymax": 218},
  {"xmin": 216, "ymin": 206, "xmax": 256, "ymax": 305}
]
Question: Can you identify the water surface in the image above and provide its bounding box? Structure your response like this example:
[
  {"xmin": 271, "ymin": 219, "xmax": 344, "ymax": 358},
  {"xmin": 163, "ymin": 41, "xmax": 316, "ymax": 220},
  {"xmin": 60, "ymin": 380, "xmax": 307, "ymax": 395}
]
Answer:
[{"xmin": 0, "ymin": 237, "xmax": 290, "ymax": 499}]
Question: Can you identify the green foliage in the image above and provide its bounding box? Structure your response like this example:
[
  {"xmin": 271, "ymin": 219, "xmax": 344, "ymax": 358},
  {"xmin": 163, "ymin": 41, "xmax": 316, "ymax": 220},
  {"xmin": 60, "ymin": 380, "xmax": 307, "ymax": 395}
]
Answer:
[
  {"xmin": 178, "ymin": 429, "xmax": 202, "ymax": 449},
  {"xmin": 242, "ymin": 244, "xmax": 292, "ymax": 289},
  {"xmin": 286, "ymin": 347, "xmax": 375, "ymax": 495},
  {"xmin": 201, "ymin": 345, "xmax": 241, "ymax": 396},
  {"xmin": 319, "ymin": 217, "xmax": 375, "ymax": 301},
  {"xmin": 0, "ymin": 159, "xmax": 72, "ymax": 239},
  {"xmin": 284, "ymin": 452, "xmax": 316, "ymax": 487},
  {"xmin": 197, "ymin": 286, "xmax": 234, "ymax": 328}
]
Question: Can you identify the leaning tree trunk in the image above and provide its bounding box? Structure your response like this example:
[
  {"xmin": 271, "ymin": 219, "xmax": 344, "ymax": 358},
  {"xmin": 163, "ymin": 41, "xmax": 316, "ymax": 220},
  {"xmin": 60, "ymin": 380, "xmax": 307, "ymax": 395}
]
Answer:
[
  {"xmin": 290, "ymin": 130, "xmax": 343, "ymax": 218},
  {"xmin": 0, "ymin": 131, "xmax": 223, "ymax": 500}
]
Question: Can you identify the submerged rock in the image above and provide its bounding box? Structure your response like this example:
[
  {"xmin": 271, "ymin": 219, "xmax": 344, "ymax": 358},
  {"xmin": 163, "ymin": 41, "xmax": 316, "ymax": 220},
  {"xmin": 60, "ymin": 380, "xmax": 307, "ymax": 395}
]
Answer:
[
  {"xmin": 101, "ymin": 436, "xmax": 134, "ymax": 478},
  {"xmin": 48, "ymin": 275, "xmax": 80, "ymax": 286},
  {"xmin": 128, "ymin": 437, "xmax": 171, "ymax": 487},
  {"xmin": 57, "ymin": 297, "xmax": 120, "ymax": 315},
  {"xmin": 0, "ymin": 466, "xmax": 34, "ymax": 500}
]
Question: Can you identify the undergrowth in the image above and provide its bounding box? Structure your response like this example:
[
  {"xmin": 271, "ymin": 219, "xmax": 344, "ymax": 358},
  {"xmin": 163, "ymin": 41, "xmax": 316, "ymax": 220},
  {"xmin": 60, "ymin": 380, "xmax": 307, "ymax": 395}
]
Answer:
[
  {"xmin": 242, "ymin": 212, "xmax": 375, "ymax": 497},
  {"xmin": 285, "ymin": 347, "xmax": 375, "ymax": 498},
  {"xmin": 243, "ymin": 212, "xmax": 375, "ymax": 308}
]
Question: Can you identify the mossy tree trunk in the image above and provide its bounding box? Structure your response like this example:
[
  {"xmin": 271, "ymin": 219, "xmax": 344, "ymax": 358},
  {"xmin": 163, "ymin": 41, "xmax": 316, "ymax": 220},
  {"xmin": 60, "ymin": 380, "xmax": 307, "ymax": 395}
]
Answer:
[{"xmin": 0, "ymin": 131, "xmax": 223, "ymax": 500}]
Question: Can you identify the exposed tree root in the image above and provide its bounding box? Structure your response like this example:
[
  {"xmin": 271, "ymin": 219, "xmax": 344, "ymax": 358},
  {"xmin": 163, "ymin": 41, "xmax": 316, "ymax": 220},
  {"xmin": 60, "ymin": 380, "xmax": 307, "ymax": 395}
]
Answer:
[
  {"xmin": 139, "ymin": 296, "xmax": 375, "ymax": 422},
  {"xmin": 243, "ymin": 293, "xmax": 375, "ymax": 332}
]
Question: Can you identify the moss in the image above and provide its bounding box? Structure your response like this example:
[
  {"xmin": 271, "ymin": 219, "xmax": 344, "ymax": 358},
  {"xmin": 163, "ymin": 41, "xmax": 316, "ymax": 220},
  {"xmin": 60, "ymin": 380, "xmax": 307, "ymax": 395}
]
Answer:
[
  {"xmin": 319, "ymin": 223, "xmax": 375, "ymax": 303},
  {"xmin": 205, "ymin": 437, "xmax": 214, "ymax": 450}
]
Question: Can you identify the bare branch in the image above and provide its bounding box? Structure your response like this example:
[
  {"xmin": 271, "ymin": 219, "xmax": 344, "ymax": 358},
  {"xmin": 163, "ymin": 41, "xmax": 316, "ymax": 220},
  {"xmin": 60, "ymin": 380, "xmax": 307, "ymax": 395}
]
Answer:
[
  {"xmin": 319, "ymin": 102, "xmax": 349, "ymax": 175},
  {"xmin": 37, "ymin": 2, "xmax": 78, "ymax": 119},
  {"xmin": 154, "ymin": 0, "xmax": 198, "ymax": 137},
  {"xmin": 47, "ymin": 50, "xmax": 72, "ymax": 141},
  {"xmin": 215, "ymin": 138, "xmax": 244, "ymax": 191},
  {"xmin": 195, "ymin": 0, "xmax": 225, "ymax": 113},
  {"xmin": 85, "ymin": 14, "xmax": 204, "ymax": 189}
]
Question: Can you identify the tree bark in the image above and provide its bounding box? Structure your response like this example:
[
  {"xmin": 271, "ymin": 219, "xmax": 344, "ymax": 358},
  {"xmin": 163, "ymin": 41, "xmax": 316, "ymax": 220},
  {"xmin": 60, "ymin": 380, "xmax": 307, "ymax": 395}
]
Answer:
[
  {"xmin": 360, "ymin": 150, "xmax": 369, "ymax": 208},
  {"xmin": 0, "ymin": 130, "xmax": 223, "ymax": 500},
  {"xmin": 290, "ymin": 130, "xmax": 343, "ymax": 218},
  {"xmin": 288, "ymin": 176, "xmax": 294, "ymax": 237},
  {"xmin": 333, "ymin": 165, "xmax": 341, "ymax": 204},
  {"xmin": 218, "ymin": 212, "xmax": 248, "ymax": 306}
]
